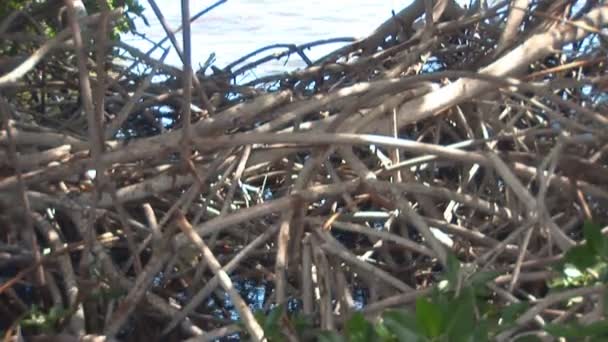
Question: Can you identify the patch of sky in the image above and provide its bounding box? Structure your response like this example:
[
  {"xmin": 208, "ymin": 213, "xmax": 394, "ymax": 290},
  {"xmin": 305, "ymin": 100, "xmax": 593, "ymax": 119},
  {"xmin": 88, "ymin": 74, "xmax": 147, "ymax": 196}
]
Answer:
[{"xmin": 263, "ymin": 188, "xmax": 274, "ymax": 201}]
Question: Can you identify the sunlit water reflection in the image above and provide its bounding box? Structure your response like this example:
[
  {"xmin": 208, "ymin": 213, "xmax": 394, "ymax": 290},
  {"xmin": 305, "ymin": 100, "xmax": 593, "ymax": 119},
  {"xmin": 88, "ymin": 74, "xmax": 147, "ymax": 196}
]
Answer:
[{"xmin": 124, "ymin": 0, "xmax": 414, "ymax": 78}]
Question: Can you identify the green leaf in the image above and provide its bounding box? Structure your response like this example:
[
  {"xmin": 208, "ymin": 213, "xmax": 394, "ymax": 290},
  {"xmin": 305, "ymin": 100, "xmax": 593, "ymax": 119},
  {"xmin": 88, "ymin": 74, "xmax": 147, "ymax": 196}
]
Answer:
[
  {"xmin": 382, "ymin": 320, "xmax": 421, "ymax": 342},
  {"xmin": 317, "ymin": 331, "xmax": 346, "ymax": 342},
  {"xmin": 578, "ymin": 320, "xmax": 608, "ymax": 337},
  {"xmin": 500, "ymin": 302, "xmax": 529, "ymax": 326},
  {"xmin": 590, "ymin": 336, "xmax": 608, "ymax": 342},
  {"xmin": 584, "ymin": 221, "xmax": 608, "ymax": 258},
  {"xmin": 513, "ymin": 336, "xmax": 543, "ymax": 342},
  {"xmin": 345, "ymin": 312, "xmax": 375, "ymax": 342},
  {"xmin": 604, "ymin": 291, "xmax": 608, "ymax": 317},
  {"xmin": 254, "ymin": 310, "xmax": 266, "ymax": 326},
  {"xmin": 469, "ymin": 270, "xmax": 500, "ymax": 297},
  {"xmin": 292, "ymin": 313, "xmax": 314, "ymax": 334},
  {"xmin": 476, "ymin": 300, "xmax": 498, "ymax": 320},
  {"xmin": 430, "ymin": 286, "xmax": 450, "ymax": 317},
  {"xmin": 544, "ymin": 320, "xmax": 608, "ymax": 339},
  {"xmin": 374, "ymin": 321, "xmax": 395, "ymax": 341},
  {"xmin": 382, "ymin": 309, "xmax": 420, "ymax": 331},
  {"xmin": 470, "ymin": 270, "xmax": 500, "ymax": 287},
  {"xmin": 416, "ymin": 297, "xmax": 444, "ymax": 338},
  {"xmin": 19, "ymin": 305, "xmax": 66, "ymax": 334},
  {"xmin": 544, "ymin": 323, "xmax": 584, "ymax": 338},
  {"xmin": 564, "ymin": 245, "xmax": 597, "ymax": 270},
  {"xmin": 471, "ymin": 320, "xmax": 491, "ymax": 342},
  {"xmin": 382, "ymin": 309, "xmax": 422, "ymax": 342},
  {"xmin": 252, "ymin": 306, "xmax": 287, "ymax": 341},
  {"xmin": 446, "ymin": 252, "xmax": 461, "ymax": 288},
  {"xmin": 265, "ymin": 304, "xmax": 284, "ymax": 330},
  {"xmin": 445, "ymin": 288, "xmax": 476, "ymax": 342}
]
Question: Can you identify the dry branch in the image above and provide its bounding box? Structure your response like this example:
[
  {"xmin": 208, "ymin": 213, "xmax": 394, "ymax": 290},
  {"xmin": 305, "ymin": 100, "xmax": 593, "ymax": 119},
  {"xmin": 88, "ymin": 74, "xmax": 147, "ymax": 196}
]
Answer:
[{"xmin": 1, "ymin": 0, "xmax": 607, "ymax": 340}]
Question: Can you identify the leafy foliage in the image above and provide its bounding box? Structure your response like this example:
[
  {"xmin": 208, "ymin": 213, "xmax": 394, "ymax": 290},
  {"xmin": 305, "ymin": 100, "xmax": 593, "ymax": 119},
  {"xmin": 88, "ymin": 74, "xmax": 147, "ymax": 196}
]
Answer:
[
  {"xmin": 0, "ymin": 0, "xmax": 145, "ymax": 38},
  {"xmin": 252, "ymin": 285, "xmax": 511, "ymax": 341},
  {"xmin": 246, "ymin": 232, "xmax": 608, "ymax": 341},
  {"xmin": 84, "ymin": 0, "xmax": 147, "ymax": 38},
  {"xmin": 545, "ymin": 321, "xmax": 608, "ymax": 341},
  {"xmin": 552, "ymin": 221, "xmax": 608, "ymax": 288},
  {"xmin": 19, "ymin": 306, "xmax": 69, "ymax": 334}
]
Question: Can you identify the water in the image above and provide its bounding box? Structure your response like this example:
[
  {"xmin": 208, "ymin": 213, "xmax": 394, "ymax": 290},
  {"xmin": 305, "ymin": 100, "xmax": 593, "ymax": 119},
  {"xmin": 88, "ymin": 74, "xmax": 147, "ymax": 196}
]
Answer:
[{"xmin": 123, "ymin": 0, "xmax": 414, "ymax": 79}]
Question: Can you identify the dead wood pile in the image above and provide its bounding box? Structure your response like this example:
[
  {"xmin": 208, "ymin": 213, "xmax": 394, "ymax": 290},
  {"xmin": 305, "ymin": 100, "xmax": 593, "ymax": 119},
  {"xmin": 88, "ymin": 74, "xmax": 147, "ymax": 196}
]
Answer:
[{"xmin": 0, "ymin": 0, "xmax": 607, "ymax": 341}]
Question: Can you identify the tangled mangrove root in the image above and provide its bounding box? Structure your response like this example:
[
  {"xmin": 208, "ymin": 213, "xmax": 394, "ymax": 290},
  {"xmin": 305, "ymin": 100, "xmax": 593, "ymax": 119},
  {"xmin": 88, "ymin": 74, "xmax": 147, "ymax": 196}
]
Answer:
[{"xmin": 0, "ymin": 0, "xmax": 607, "ymax": 341}]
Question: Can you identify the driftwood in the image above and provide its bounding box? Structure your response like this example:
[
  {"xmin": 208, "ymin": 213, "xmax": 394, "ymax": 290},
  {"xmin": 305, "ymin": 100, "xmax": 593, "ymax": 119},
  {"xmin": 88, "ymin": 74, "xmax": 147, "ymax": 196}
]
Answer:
[{"xmin": 0, "ymin": 0, "xmax": 607, "ymax": 341}]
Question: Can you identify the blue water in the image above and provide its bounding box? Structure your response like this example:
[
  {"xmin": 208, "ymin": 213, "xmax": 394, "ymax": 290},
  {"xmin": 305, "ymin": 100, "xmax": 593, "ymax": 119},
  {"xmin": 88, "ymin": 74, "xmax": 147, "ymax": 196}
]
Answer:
[{"xmin": 124, "ymin": 0, "xmax": 414, "ymax": 78}]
